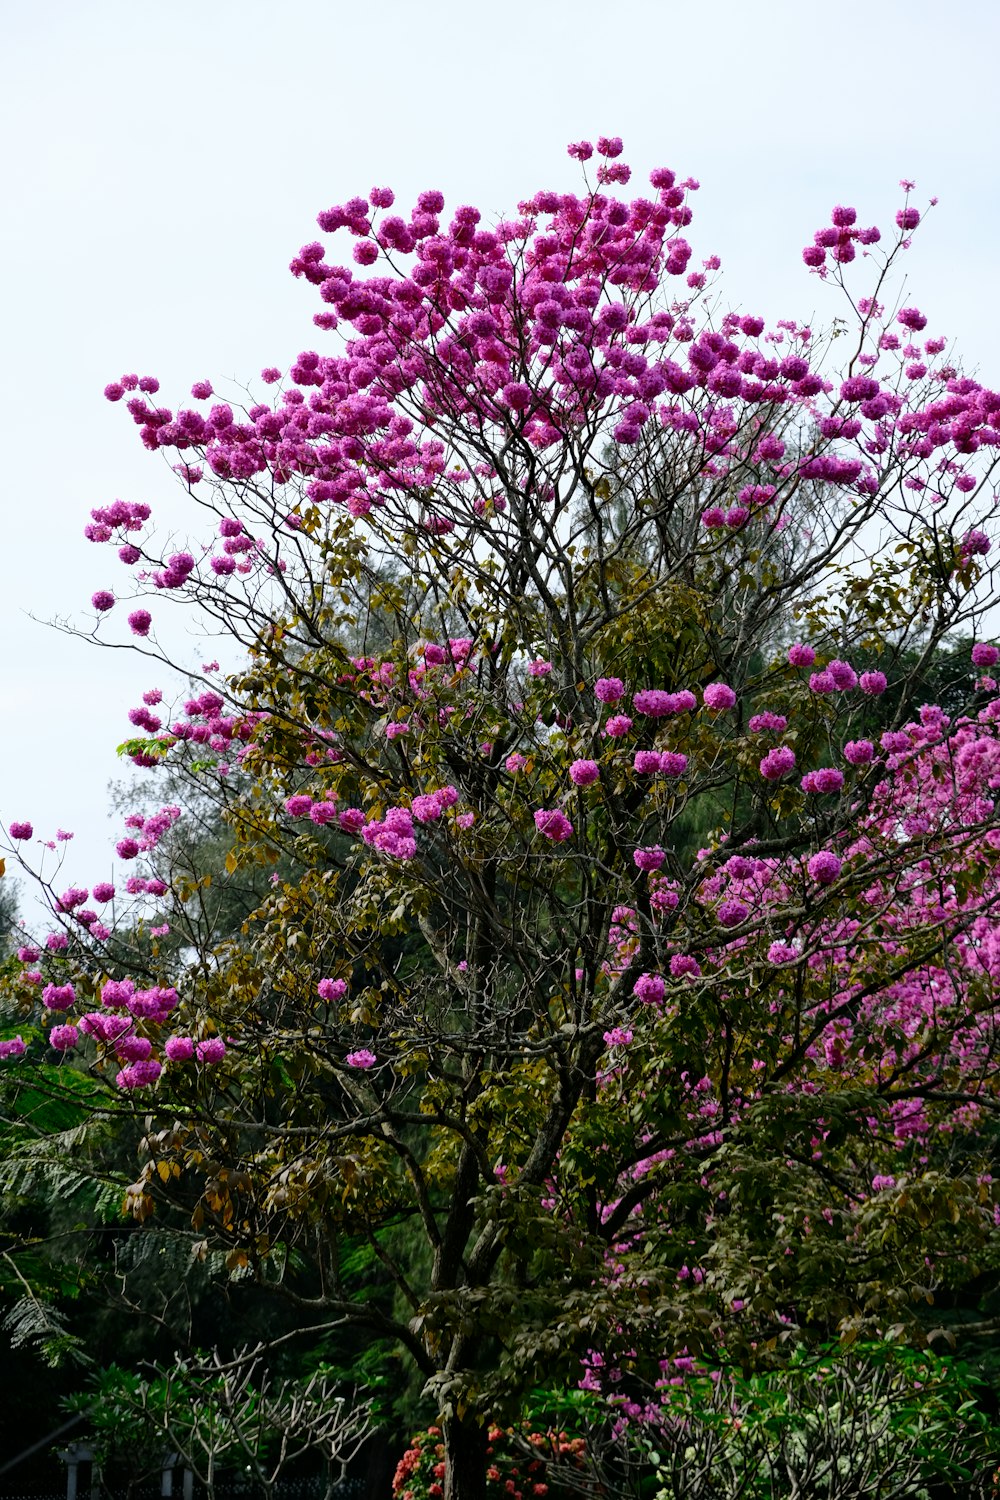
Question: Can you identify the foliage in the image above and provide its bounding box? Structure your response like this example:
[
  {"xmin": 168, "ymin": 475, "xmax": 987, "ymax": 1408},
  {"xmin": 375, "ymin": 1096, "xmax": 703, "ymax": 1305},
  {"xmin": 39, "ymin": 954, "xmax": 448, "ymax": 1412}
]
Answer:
[{"xmin": 646, "ymin": 1344, "xmax": 1000, "ymax": 1499}]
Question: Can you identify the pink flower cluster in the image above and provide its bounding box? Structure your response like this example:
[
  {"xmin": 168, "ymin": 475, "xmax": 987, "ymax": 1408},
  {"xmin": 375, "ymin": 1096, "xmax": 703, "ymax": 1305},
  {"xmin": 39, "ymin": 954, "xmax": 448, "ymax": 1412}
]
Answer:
[
  {"xmin": 534, "ymin": 809, "xmax": 574, "ymax": 842},
  {"xmin": 633, "ymin": 689, "xmax": 697, "ymax": 718}
]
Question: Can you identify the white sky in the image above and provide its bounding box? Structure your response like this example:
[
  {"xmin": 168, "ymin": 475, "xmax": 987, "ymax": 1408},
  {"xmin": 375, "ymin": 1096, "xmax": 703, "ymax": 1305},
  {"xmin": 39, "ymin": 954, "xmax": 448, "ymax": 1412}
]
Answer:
[{"xmin": 2, "ymin": 0, "xmax": 1000, "ymax": 903}]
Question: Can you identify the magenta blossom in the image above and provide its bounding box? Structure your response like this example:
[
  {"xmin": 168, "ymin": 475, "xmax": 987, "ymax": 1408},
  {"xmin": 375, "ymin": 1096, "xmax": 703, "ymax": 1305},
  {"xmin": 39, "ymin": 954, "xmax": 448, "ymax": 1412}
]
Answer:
[
  {"xmin": 808, "ymin": 851, "xmax": 842, "ymax": 885},
  {"xmin": 318, "ymin": 977, "xmax": 348, "ymax": 1001},
  {"xmin": 659, "ymin": 751, "xmax": 689, "ymax": 776},
  {"xmin": 594, "ymin": 677, "xmax": 625, "ymax": 704},
  {"xmin": 633, "ymin": 689, "xmax": 696, "ymax": 717},
  {"xmin": 534, "ymin": 808, "xmax": 574, "ymax": 842},
  {"xmin": 42, "ymin": 983, "xmax": 75, "ymax": 1011},
  {"xmin": 801, "ymin": 768, "xmax": 845, "ymax": 794},
  {"xmin": 634, "ymin": 751, "xmax": 661, "ymax": 774},
  {"xmin": 569, "ymin": 759, "xmax": 600, "ymax": 787},
  {"xmin": 346, "ymin": 1049, "xmax": 376, "ymax": 1069},
  {"xmin": 669, "ymin": 955, "xmax": 701, "ymax": 980},
  {"xmin": 633, "ymin": 972, "xmax": 665, "ymax": 1005},
  {"xmin": 703, "ymin": 682, "xmax": 736, "ymax": 710},
  {"xmin": 843, "ymin": 739, "xmax": 875, "ymax": 765},
  {"xmin": 196, "ymin": 1038, "xmax": 226, "ymax": 1065},
  {"xmin": 760, "ymin": 746, "xmax": 796, "ymax": 781}
]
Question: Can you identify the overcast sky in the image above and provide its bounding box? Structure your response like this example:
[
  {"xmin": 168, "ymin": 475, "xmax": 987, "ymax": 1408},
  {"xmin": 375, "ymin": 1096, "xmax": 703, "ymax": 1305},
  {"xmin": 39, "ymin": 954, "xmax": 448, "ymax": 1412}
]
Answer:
[{"xmin": 2, "ymin": 0, "xmax": 1000, "ymax": 904}]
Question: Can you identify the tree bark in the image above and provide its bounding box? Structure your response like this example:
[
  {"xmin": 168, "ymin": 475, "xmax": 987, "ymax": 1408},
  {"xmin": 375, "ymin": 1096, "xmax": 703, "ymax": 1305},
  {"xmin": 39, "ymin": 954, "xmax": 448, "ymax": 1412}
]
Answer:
[{"xmin": 442, "ymin": 1412, "xmax": 487, "ymax": 1500}]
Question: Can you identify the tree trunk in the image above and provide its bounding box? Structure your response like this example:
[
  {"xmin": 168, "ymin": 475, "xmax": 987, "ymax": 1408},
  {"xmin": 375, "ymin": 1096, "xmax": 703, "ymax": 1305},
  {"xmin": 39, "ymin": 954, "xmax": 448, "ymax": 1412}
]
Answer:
[{"xmin": 443, "ymin": 1413, "xmax": 487, "ymax": 1500}]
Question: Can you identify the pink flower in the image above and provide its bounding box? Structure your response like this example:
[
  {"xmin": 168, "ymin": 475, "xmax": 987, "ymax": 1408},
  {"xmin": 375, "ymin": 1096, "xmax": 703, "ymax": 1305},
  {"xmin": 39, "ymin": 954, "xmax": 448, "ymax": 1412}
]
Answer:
[
  {"xmin": 101, "ymin": 979, "xmax": 135, "ymax": 1008},
  {"xmin": 0, "ymin": 1037, "xmax": 26, "ymax": 1059},
  {"xmin": 808, "ymin": 851, "xmax": 842, "ymax": 885},
  {"xmin": 602, "ymin": 714, "xmax": 633, "ymax": 738},
  {"xmin": 116, "ymin": 838, "xmax": 140, "ymax": 860},
  {"xmin": 843, "ymin": 739, "xmax": 875, "ymax": 765},
  {"xmin": 196, "ymin": 1038, "xmax": 226, "ymax": 1065},
  {"xmin": 787, "ymin": 643, "xmax": 815, "ymax": 668},
  {"xmin": 569, "ymin": 759, "xmax": 600, "ymax": 787},
  {"xmin": 528, "ymin": 659, "xmax": 552, "ymax": 676},
  {"xmin": 800, "ymin": 768, "xmax": 845, "ymax": 794},
  {"xmin": 703, "ymin": 682, "xmax": 736, "ymax": 711},
  {"xmin": 318, "ymin": 978, "xmax": 348, "ymax": 1002},
  {"xmin": 671, "ymin": 954, "xmax": 704, "ymax": 978},
  {"xmin": 827, "ymin": 659, "xmax": 857, "ymax": 690},
  {"xmin": 633, "ymin": 845, "xmax": 666, "ymax": 871},
  {"xmin": 9, "ymin": 821, "xmax": 33, "ymax": 840},
  {"xmin": 633, "ymin": 689, "xmax": 696, "ymax": 717},
  {"xmin": 117, "ymin": 1036, "xmax": 152, "ymax": 1063},
  {"xmin": 48, "ymin": 1024, "xmax": 79, "ymax": 1051},
  {"xmin": 748, "ymin": 712, "xmax": 788, "ymax": 733},
  {"xmin": 534, "ymin": 809, "xmax": 573, "ymax": 842},
  {"xmin": 594, "ymin": 677, "xmax": 625, "ymax": 704},
  {"xmin": 505, "ymin": 752, "xmax": 527, "ymax": 773},
  {"xmin": 659, "ymin": 751, "xmax": 688, "ymax": 776},
  {"xmin": 309, "ymin": 801, "xmax": 338, "ymax": 826},
  {"xmin": 962, "ymin": 528, "xmax": 989, "ymax": 555},
  {"xmin": 128, "ymin": 609, "xmax": 152, "ymax": 637},
  {"xmin": 346, "ymin": 1048, "xmax": 376, "ymax": 1069},
  {"xmin": 972, "ymin": 643, "xmax": 1000, "ymax": 668},
  {"xmin": 717, "ymin": 899, "xmax": 749, "ymax": 928},
  {"xmin": 92, "ymin": 591, "xmax": 115, "ymax": 612},
  {"xmin": 42, "ymin": 983, "xmax": 76, "ymax": 1011},
  {"xmin": 859, "ymin": 670, "xmax": 888, "ymax": 695},
  {"xmin": 284, "ymin": 794, "xmax": 313, "ymax": 817},
  {"xmin": 165, "ymin": 1036, "xmax": 194, "ymax": 1062},
  {"xmin": 633, "ymin": 972, "xmax": 665, "ymax": 1004},
  {"xmin": 116, "ymin": 1059, "xmax": 162, "ymax": 1089},
  {"xmin": 633, "ymin": 751, "xmax": 661, "ymax": 774},
  {"xmin": 760, "ymin": 746, "xmax": 795, "ymax": 781}
]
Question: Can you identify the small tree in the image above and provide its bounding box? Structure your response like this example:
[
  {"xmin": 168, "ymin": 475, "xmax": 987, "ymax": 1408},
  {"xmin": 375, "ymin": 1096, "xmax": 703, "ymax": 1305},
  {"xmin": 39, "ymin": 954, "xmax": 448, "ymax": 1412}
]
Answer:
[
  {"xmin": 70, "ymin": 1352, "xmax": 370, "ymax": 1500},
  {"xmin": 4, "ymin": 138, "xmax": 1000, "ymax": 1497}
]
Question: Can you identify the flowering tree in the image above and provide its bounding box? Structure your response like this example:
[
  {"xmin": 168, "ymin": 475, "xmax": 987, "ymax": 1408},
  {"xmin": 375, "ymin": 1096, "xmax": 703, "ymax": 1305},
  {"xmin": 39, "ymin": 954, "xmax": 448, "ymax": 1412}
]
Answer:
[{"xmin": 4, "ymin": 137, "xmax": 1000, "ymax": 1498}]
